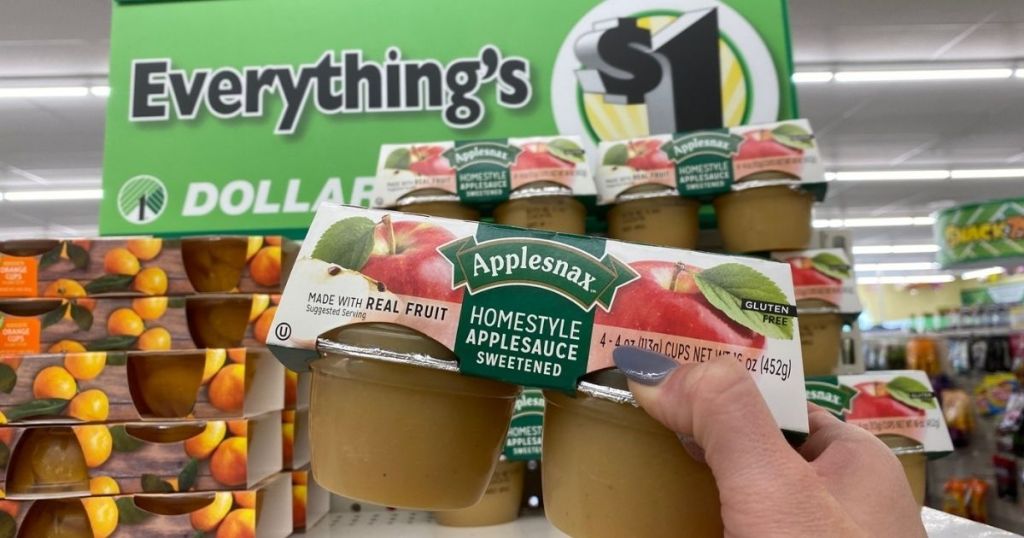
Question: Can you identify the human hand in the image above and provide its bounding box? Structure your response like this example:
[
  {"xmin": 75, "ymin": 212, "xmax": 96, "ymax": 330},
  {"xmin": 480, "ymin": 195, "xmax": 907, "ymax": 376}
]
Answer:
[{"xmin": 613, "ymin": 346, "xmax": 925, "ymax": 537}]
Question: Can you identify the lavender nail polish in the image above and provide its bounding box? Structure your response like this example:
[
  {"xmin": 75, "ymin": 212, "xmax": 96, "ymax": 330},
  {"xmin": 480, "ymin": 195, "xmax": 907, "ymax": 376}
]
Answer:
[{"xmin": 613, "ymin": 346, "xmax": 678, "ymax": 386}]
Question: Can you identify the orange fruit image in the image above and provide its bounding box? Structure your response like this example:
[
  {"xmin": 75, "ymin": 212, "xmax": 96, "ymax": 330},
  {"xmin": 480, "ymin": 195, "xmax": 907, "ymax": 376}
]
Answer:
[
  {"xmin": 292, "ymin": 471, "xmax": 307, "ymax": 485},
  {"xmin": 217, "ymin": 507, "xmax": 256, "ymax": 538},
  {"xmin": 33, "ymin": 366, "xmax": 77, "ymax": 399},
  {"xmin": 284, "ymin": 370, "xmax": 298, "ymax": 408},
  {"xmin": 107, "ymin": 308, "xmax": 145, "ymax": 337},
  {"xmin": 0, "ymin": 356, "xmax": 22, "ymax": 370},
  {"xmin": 227, "ymin": 419, "xmax": 247, "ymax": 437},
  {"xmin": 64, "ymin": 352, "xmax": 107, "ymax": 380},
  {"xmin": 137, "ymin": 327, "xmax": 172, "ymax": 351},
  {"xmin": 233, "ymin": 490, "xmax": 257, "ymax": 509},
  {"xmin": 210, "ymin": 363, "xmax": 246, "ymax": 412},
  {"xmin": 133, "ymin": 266, "xmax": 168, "ymax": 295},
  {"xmin": 254, "ymin": 306, "xmax": 276, "ymax": 345},
  {"xmin": 49, "ymin": 340, "xmax": 86, "ymax": 354},
  {"xmin": 248, "ymin": 294, "xmax": 270, "ymax": 322},
  {"xmin": 227, "ymin": 348, "xmax": 247, "ymax": 364},
  {"xmin": 43, "ymin": 279, "xmax": 87, "ymax": 298},
  {"xmin": 126, "ymin": 238, "xmax": 163, "ymax": 261},
  {"xmin": 0, "ymin": 499, "xmax": 19, "ymax": 518},
  {"xmin": 249, "ymin": 246, "xmax": 281, "ymax": 287},
  {"xmin": 103, "ymin": 247, "xmax": 141, "ymax": 276},
  {"xmin": 202, "ymin": 348, "xmax": 227, "ymax": 384},
  {"xmin": 184, "ymin": 421, "xmax": 227, "ymax": 460},
  {"xmin": 293, "ymin": 484, "xmax": 307, "ymax": 528},
  {"xmin": 264, "ymin": 236, "xmax": 281, "ymax": 247},
  {"xmin": 68, "ymin": 389, "xmax": 109, "ymax": 421},
  {"xmin": 210, "ymin": 436, "xmax": 248, "ymax": 487},
  {"xmin": 89, "ymin": 476, "xmax": 120, "ymax": 495},
  {"xmin": 74, "ymin": 425, "xmax": 113, "ymax": 468},
  {"xmin": 245, "ymin": 237, "xmax": 263, "ymax": 261},
  {"xmin": 132, "ymin": 296, "xmax": 168, "ymax": 320},
  {"xmin": 83, "ymin": 496, "xmax": 118, "ymax": 538},
  {"xmin": 190, "ymin": 491, "xmax": 233, "ymax": 532},
  {"xmin": 282, "ymin": 410, "xmax": 295, "ymax": 424},
  {"xmin": 282, "ymin": 422, "xmax": 294, "ymax": 465}
]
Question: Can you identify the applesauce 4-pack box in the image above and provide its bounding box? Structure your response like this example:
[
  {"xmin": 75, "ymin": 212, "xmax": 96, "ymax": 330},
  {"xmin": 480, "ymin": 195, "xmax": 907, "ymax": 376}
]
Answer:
[
  {"xmin": 771, "ymin": 248, "xmax": 862, "ymax": 316},
  {"xmin": 0, "ymin": 236, "xmax": 292, "ymax": 298},
  {"xmin": 268, "ymin": 204, "xmax": 809, "ymax": 434}
]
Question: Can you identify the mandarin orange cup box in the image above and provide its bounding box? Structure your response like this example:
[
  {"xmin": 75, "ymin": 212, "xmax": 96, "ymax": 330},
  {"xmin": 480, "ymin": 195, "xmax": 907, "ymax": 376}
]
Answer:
[
  {"xmin": 282, "ymin": 408, "xmax": 310, "ymax": 471},
  {"xmin": 0, "ymin": 294, "xmax": 277, "ymax": 356},
  {"xmin": 0, "ymin": 411, "xmax": 282, "ymax": 499},
  {"xmin": 291, "ymin": 469, "xmax": 329, "ymax": 531},
  {"xmin": 0, "ymin": 236, "xmax": 294, "ymax": 299},
  {"xmin": 285, "ymin": 370, "xmax": 310, "ymax": 411},
  {"xmin": 593, "ymin": 119, "xmax": 827, "ymax": 203},
  {"xmin": 0, "ymin": 348, "xmax": 284, "ymax": 425},
  {"xmin": 373, "ymin": 135, "xmax": 595, "ymax": 209},
  {"xmin": 0, "ymin": 471, "xmax": 292, "ymax": 538},
  {"xmin": 269, "ymin": 204, "xmax": 810, "ymax": 435},
  {"xmin": 771, "ymin": 249, "xmax": 862, "ymax": 316}
]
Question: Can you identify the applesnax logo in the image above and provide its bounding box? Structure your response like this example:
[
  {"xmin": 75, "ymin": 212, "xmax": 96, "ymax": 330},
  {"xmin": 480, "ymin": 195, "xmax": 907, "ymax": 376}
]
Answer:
[
  {"xmin": 805, "ymin": 380, "xmax": 858, "ymax": 416},
  {"xmin": 662, "ymin": 132, "xmax": 744, "ymax": 162},
  {"xmin": 438, "ymin": 237, "xmax": 638, "ymax": 311},
  {"xmin": 444, "ymin": 142, "xmax": 523, "ymax": 170},
  {"xmin": 552, "ymin": 0, "xmax": 781, "ymax": 143}
]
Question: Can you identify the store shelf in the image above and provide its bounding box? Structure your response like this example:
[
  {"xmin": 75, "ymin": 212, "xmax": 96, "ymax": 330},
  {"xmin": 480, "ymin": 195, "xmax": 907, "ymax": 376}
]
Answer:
[{"xmin": 295, "ymin": 508, "xmax": 1012, "ymax": 537}]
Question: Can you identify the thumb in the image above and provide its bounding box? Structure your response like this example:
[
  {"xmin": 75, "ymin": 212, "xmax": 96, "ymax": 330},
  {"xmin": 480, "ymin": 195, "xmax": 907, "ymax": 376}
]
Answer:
[{"xmin": 612, "ymin": 346, "xmax": 807, "ymax": 487}]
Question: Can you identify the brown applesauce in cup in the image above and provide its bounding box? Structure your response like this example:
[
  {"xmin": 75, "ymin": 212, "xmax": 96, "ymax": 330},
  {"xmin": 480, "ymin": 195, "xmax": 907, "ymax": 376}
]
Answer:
[
  {"xmin": 543, "ymin": 372, "xmax": 721, "ymax": 538},
  {"xmin": 7, "ymin": 427, "xmax": 90, "ymax": 498},
  {"xmin": 607, "ymin": 185, "xmax": 699, "ymax": 248},
  {"xmin": 434, "ymin": 458, "xmax": 525, "ymax": 527},
  {"xmin": 493, "ymin": 183, "xmax": 586, "ymax": 234},
  {"xmin": 397, "ymin": 189, "xmax": 480, "ymax": 221},
  {"xmin": 712, "ymin": 184, "xmax": 814, "ymax": 253},
  {"xmin": 17, "ymin": 498, "xmax": 93, "ymax": 537},
  {"xmin": 797, "ymin": 300, "xmax": 844, "ymax": 376},
  {"xmin": 180, "ymin": 237, "xmax": 250, "ymax": 292},
  {"xmin": 310, "ymin": 323, "xmax": 520, "ymax": 510},
  {"xmin": 127, "ymin": 351, "xmax": 206, "ymax": 419},
  {"xmin": 880, "ymin": 434, "xmax": 927, "ymax": 506}
]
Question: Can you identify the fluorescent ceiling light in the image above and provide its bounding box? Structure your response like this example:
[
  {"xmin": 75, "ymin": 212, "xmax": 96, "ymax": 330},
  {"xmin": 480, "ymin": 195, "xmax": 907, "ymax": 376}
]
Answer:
[
  {"xmin": 0, "ymin": 86, "xmax": 90, "ymax": 98},
  {"xmin": 89, "ymin": 86, "xmax": 110, "ymax": 97},
  {"xmin": 814, "ymin": 216, "xmax": 935, "ymax": 229},
  {"xmin": 834, "ymin": 68, "xmax": 1013, "ymax": 82},
  {"xmin": 858, "ymin": 274, "xmax": 956, "ymax": 285},
  {"xmin": 792, "ymin": 71, "xmax": 834, "ymax": 83},
  {"xmin": 2, "ymin": 189, "xmax": 103, "ymax": 201},
  {"xmin": 961, "ymin": 266, "xmax": 1006, "ymax": 280},
  {"xmin": 855, "ymin": 262, "xmax": 939, "ymax": 272},
  {"xmin": 833, "ymin": 170, "xmax": 950, "ymax": 181},
  {"xmin": 824, "ymin": 172, "xmax": 837, "ymax": 181},
  {"xmin": 950, "ymin": 168, "xmax": 1024, "ymax": 179},
  {"xmin": 852, "ymin": 244, "xmax": 940, "ymax": 255},
  {"xmin": 1016, "ymin": 68, "xmax": 1024, "ymax": 79}
]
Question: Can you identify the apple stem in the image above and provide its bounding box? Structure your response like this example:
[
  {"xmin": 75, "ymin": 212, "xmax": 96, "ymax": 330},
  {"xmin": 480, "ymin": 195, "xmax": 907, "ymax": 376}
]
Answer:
[
  {"xmin": 670, "ymin": 262, "xmax": 686, "ymax": 293},
  {"xmin": 382, "ymin": 214, "xmax": 397, "ymax": 256}
]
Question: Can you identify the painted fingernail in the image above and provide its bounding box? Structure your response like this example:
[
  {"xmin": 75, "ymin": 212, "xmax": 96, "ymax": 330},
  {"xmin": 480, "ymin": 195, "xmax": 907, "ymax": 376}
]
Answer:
[
  {"xmin": 613, "ymin": 346, "xmax": 678, "ymax": 386},
  {"xmin": 678, "ymin": 434, "xmax": 706, "ymax": 463}
]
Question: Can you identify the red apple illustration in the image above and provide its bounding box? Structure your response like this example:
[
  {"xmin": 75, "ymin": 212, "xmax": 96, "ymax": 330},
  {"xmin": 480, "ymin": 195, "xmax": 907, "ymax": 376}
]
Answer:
[
  {"xmin": 626, "ymin": 139, "xmax": 672, "ymax": 171},
  {"xmin": 512, "ymin": 142, "xmax": 575, "ymax": 171},
  {"xmin": 409, "ymin": 145, "xmax": 454, "ymax": 176},
  {"xmin": 847, "ymin": 382, "xmax": 924, "ymax": 419},
  {"xmin": 787, "ymin": 257, "xmax": 840, "ymax": 286},
  {"xmin": 596, "ymin": 261, "xmax": 765, "ymax": 350},
  {"xmin": 361, "ymin": 216, "xmax": 463, "ymax": 303},
  {"xmin": 736, "ymin": 130, "xmax": 802, "ymax": 160}
]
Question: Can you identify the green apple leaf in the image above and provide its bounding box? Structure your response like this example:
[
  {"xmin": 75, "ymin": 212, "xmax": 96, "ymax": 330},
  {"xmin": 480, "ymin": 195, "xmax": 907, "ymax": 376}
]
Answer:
[
  {"xmin": 602, "ymin": 143, "xmax": 629, "ymax": 166},
  {"xmin": 886, "ymin": 376, "xmax": 936, "ymax": 410},
  {"xmin": 548, "ymin": 138, "xmax": 586, "ymax": 163},
  {"xmin": 811, "ymin": 252, "xmax": 852, "ymax": 280},
  {"xmin": 0, "ymin": 364, "xmax": 15, "ymax": 394},
  {"xmin": 312, "ymin": 216, "xmax": 377, "ymax": 270},
  {"xmin": 772, "ymin": 123, "xmax": 815, "ymax": 151},
  {"xmin": 694, "ymin": 263, "xmax": 794, "ymax": 340},
  {"xmin": 384, "ymin": 147, "xmax": 411, "ymax": 170},
  {"xmin": 5, "ymin": 399, "xmax": 69, "ymax": 422}
]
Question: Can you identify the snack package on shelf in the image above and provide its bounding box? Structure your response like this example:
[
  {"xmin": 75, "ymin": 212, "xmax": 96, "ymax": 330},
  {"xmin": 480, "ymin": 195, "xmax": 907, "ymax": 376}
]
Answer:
[
  {"xmin": 940, "ymin": 388, "xmax": 975, "ymax": 448},
  {"xmin": 0, "ymin": 411, "xmax": 282, "ymax": 498},
  {"xmin": 0, "ymin": 294, "xmax": 277, "ymax": 355},
  {"xmin": 0, "ymin": 348, "xmax": 282, "ymax": 425},
  {"xmin": 282, "ymin": 408, "xmax": 310, "ymax": 471},
  {"xmin": 0, "ymin": 471, "xmax": 292, "ymax": 537},
  {"xmin": 806, "ymin": 370, "xmax": 954, "ymax": 506},
  {"xmin": 973, "ymin": 373, "xmax": 1017, "ymax": 416},
  {"xmin": 0, "ymin": 236, "xmax": 296, "ymax": 298},
  {"xmin": 291, "ymin": 469, "xmax": 329, "ymax": 531},
  {"xmin": 284, "ymin": 370, "xmax": 310, "ymax": 411}
]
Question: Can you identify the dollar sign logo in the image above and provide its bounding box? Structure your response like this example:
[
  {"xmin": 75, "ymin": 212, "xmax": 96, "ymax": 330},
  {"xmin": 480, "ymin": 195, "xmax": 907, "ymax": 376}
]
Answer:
[{"xmin": 575, "ymin": 18, "xmax": 662, "ymax": 104}]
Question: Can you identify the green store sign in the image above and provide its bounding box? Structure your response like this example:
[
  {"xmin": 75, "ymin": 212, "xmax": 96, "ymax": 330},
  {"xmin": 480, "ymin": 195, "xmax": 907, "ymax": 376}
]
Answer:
[
  {"xmin": 101, "ymin": 0, "xmax": 796, "ymax": 236},
  {"xmin": 935, "ymin": 197, "xmax": 1024, "ymax": 269}
]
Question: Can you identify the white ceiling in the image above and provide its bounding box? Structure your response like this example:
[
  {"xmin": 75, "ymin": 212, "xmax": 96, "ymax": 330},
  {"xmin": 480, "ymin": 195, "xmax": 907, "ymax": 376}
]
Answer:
[{"xmin": 0, "ymin": 0, "xmax": 1022, "ymax": 268}]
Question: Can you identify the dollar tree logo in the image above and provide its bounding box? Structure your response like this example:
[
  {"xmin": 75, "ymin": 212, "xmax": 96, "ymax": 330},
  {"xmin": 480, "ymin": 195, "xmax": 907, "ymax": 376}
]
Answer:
[
  {"xmin": 117, "ymin": 175, "xmax": 167, "ymax": 225},
  {"xmin": 552, "ymin": 1, "xmax": 782, "ymax": 142}
]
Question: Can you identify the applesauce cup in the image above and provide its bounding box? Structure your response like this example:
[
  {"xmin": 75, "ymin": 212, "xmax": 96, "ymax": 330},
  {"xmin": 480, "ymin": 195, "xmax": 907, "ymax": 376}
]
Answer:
[
  {"xmin": 607, "ymin": 185, "xmax": 699, "ymax": 248},
  {"xmin": 311, "ymin": 323, "xmax": 520, "ymax": 510},
  {"xmin": 434, "ymin": 458, "xmax": 525, "ymax": 527},
  {"xmin": 6, "ymin": 427, "xmax": 90, "ymax": 498},
  {"xmin": 797, "ymin": 300, "xmax": 844, "ymax": 376},
  {"xmin": 494, "ymin": 183, "xmax": 585, "ymax": 234},
  {"xmin": 397, "ymin": 189, "xmax": 480, "ymax": 221},
  {"xmin": 543, "ymin": 372, "xmax": 722, "ymax": 538},
  {"xmin": 180, "ymin": 237, "xmax": 249, "ymax": 292},
  {"xmin": 712, "ymin": 183, "xmax": 814, "ymax": 253},
  {"xmin": 880, "ymin": 435, "xmax": 927, "ymax": 506}
]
